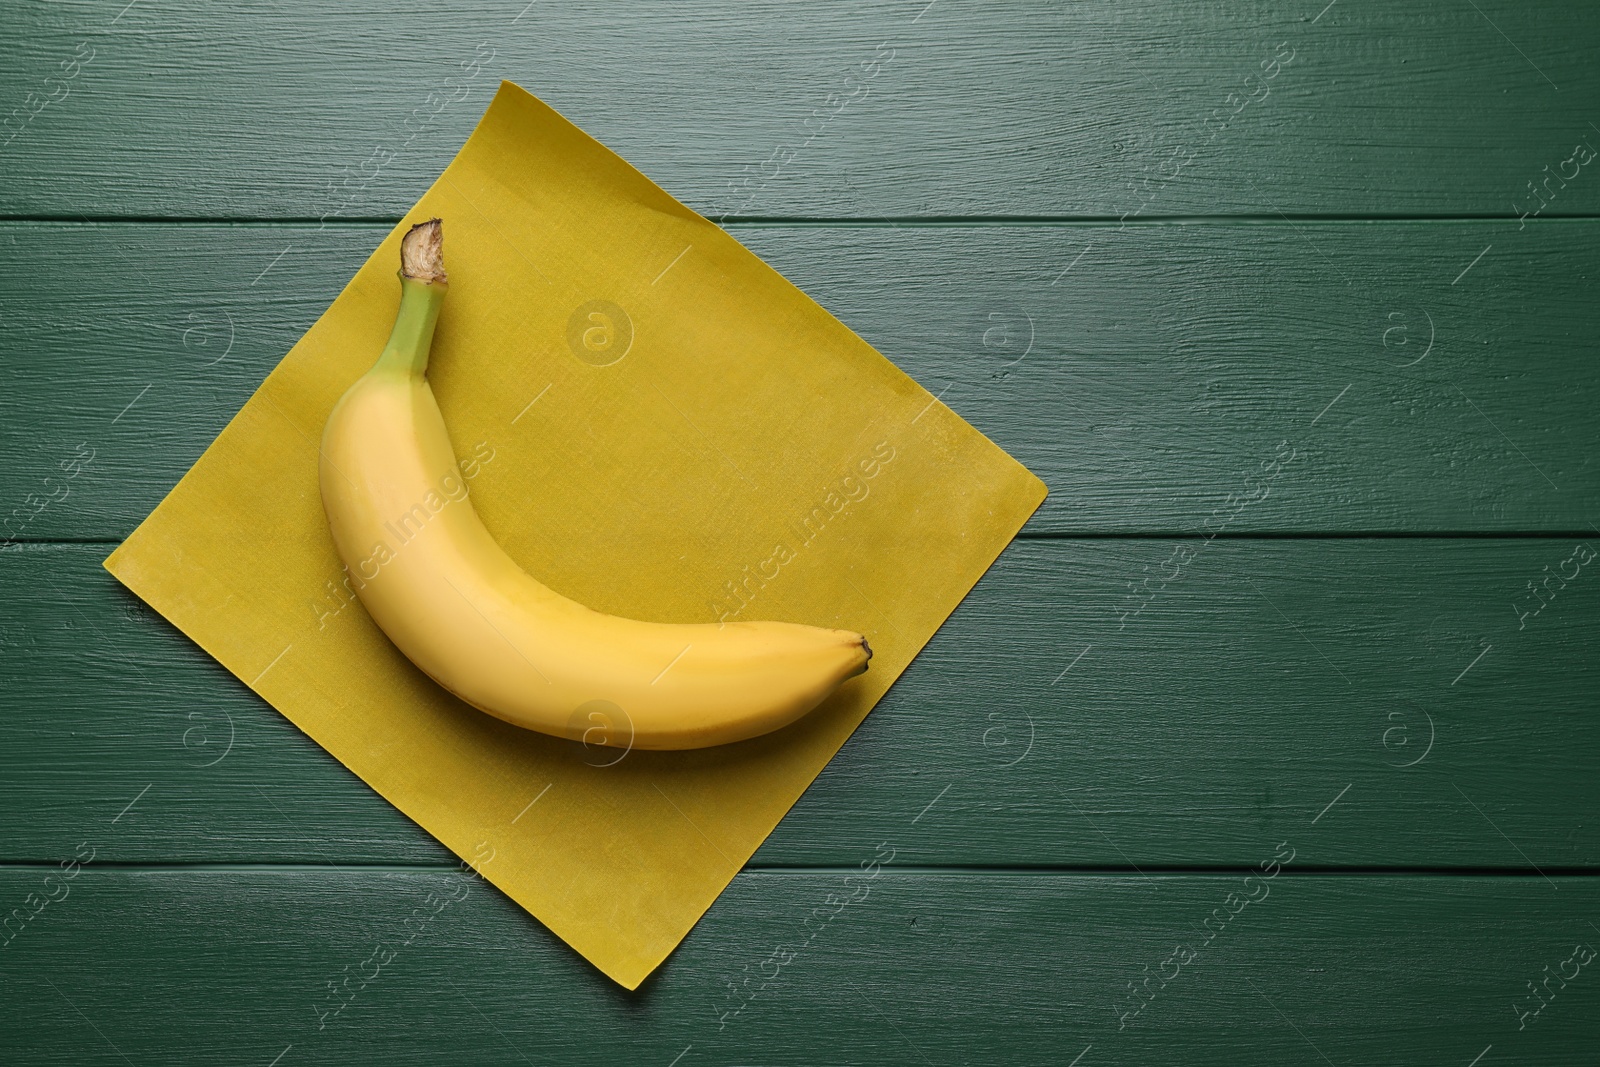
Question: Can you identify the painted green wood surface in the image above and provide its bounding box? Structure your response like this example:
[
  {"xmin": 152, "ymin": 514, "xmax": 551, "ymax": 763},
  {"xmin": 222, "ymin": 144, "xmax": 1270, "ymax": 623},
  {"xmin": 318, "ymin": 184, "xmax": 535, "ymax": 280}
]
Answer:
[
  {"xmin": 1, "ymin": 870, "xmax": 1595, "ymax": 1064},
  {"xmin": 2, "ymin": 220, "xmax": 1596, "ymax": 538},
  {"xmin": 3, "ymin": 0, "xmax": 1598, "ymax": 1061},
  {"xmin": 3, "ymin": 540, "xmax": 1593, "ymax": 868},
  {"xmin": 2, "ymin": 1, "xmax": 1598, "ymax": 220}
]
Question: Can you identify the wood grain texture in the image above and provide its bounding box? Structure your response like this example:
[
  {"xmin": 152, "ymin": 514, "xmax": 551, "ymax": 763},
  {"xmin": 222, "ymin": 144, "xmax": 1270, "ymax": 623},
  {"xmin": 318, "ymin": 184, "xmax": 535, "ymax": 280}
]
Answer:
[
  {"xmin": 2, "ymin": 220, "xmax": 1596, "ymax": 540},
  {"xmin": 4, "ymin": 1, "xmax": 1598, "ymax": 1053},
  {"xmin": 0, "ymin": 868, "xmax": 1594, "ymax": 1064},
  {"xmin": 3, "ymin": 540, "xmax": 1593, "ymax": 868},
  {"xmin": 1, "ymin": 1, "xmax": 1597, "ymax": 219}
]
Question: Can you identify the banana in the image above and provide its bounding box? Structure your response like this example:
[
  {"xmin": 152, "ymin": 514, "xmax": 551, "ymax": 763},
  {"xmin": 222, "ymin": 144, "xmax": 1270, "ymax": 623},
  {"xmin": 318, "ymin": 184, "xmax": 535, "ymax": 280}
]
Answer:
[{"xmin": 319, "ymin": 219, "xmax": 871, "ymax": 750}]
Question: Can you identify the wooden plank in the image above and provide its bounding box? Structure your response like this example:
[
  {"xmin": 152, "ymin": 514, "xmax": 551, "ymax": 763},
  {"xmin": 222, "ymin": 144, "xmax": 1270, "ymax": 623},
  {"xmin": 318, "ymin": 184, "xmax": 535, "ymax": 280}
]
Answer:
[
  {"xmin": 2, "ymin": 220, "xmax": 1596, "ymax": 538},
  {"xmin": 3, "ymin": 539, "xmax": 1594, "ymax": 868},
  {"xmin": 0, "ymin": 867, "xmax": 1594, "ymax": 1063},
  {"xmin": 1, "ymin": 1, "xmax": 1598, "ymax": 219}
]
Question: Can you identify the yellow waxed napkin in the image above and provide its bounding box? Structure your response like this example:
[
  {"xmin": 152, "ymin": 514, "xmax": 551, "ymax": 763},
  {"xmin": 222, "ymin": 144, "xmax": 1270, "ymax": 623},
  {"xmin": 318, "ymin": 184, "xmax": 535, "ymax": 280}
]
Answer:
[{"xmin": 105, "ymin": 81, "xmax": 1046, "ymax": 988}]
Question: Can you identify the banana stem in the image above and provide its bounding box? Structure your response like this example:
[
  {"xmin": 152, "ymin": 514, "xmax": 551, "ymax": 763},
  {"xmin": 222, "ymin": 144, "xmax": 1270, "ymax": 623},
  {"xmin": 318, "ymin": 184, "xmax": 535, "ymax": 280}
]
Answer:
[
  {"xmin": 375, "ymin": 277, "xmax": 447, "ymax": 377},
  {"xmin": 375, "ymin": 219, "xmax": 448, "ymax": 378}
]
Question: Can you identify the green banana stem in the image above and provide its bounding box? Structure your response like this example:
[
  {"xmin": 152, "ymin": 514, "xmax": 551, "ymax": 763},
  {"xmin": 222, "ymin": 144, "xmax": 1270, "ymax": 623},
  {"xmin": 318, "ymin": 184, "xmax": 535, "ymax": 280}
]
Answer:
[
  {"xmin": 375, "ymin": 219, "xmax": 448, "ymax": 378},
  {"xmin": 376, "ymin": 277, "xmax": 447, "ymax": 377}
]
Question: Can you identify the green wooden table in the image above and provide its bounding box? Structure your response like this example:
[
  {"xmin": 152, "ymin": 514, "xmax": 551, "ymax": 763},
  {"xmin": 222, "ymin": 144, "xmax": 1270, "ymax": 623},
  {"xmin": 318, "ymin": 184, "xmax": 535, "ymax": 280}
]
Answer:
[{"xmin": 3, "ymin": 2, "xmax": 1597, "ymax": 1063}]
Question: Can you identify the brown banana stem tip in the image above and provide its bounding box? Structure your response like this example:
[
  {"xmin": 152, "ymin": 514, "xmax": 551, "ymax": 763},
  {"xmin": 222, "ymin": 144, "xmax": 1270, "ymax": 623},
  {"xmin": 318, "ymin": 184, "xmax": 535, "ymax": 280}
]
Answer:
[{"xmin": 401, "ymin": 218, "xmax": 447, "ymax": 283}]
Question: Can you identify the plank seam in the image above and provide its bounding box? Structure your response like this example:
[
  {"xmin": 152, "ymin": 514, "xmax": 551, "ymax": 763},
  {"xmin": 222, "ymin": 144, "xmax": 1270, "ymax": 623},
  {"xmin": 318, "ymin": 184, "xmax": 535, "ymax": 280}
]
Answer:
[
  {"xmin": 10, "ymin": 531, "xmax": 1600, "ymax": 549},
  {"xmin": 7, "ymin": 214, "xmax": 1600, "ymax": 226},
  {"xmin": 0, "ymin": 862, "xmax": 1594, "ymax": 876}
]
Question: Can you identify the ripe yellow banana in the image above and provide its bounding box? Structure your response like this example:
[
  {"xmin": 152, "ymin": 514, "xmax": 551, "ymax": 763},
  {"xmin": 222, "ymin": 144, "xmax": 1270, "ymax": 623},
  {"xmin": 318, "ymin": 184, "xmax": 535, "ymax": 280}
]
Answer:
[{"xmin": 319, "ymin": 219, "xmax": 870, "ymax": 750}]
